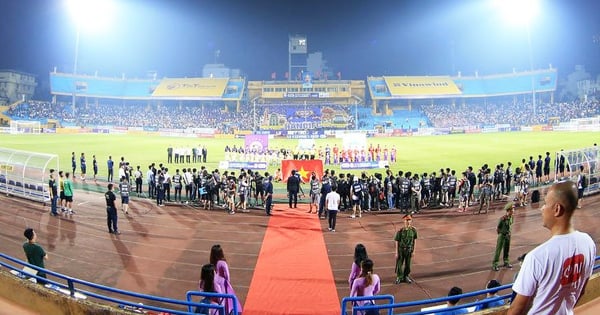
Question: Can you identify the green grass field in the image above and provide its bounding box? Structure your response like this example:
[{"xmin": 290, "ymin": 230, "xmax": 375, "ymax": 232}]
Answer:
[{"xmin": 0, "ymin": 131, "xmax": 596, "ymax": 179}]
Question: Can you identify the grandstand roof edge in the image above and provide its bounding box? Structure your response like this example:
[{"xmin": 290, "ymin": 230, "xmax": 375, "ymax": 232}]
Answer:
[
  {"xmin": 372, "ymin": 89, "xmax": 557, "ymax": 100},
  {"xmin": 0, "ymin": 147, "xmax": 58, "ymax": 158}
]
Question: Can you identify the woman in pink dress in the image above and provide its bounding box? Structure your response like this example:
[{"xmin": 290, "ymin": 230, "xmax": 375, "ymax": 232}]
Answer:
[
  {"xmin": 348, "ymin": 244, "xmax": 369, "ymax": 290},
  {"xmin": 350, "ymin": 259, "xmax": 381, "ymax": 315},
  {"xmin": 210, "ymin": 244, "xmax": 242, "ymax": 314}
]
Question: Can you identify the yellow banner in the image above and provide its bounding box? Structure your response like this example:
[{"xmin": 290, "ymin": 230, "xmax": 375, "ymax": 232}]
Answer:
[
  {"xmin": 152, "ymin": 78, "xmax": 228, "ymax": 98},
  {"xmin": 384, "ymin": 76, "xmax": 462, "ymax": 96}
]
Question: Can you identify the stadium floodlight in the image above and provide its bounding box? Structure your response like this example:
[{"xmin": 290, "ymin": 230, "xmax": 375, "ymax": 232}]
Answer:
[
  {"xmin": 493, "ymin": 0, "xmax": 539, "ymax": 26},
  {"xmin": 65, "ymin": 0, "xmax": 114, "ymax": 118},
  {"xmin": 66, "ymin": 0, "xmax": 115, "ymax": 33},
  {"xmin": 493, "ymin": 0, "xmax": 540, "ymax": 116}
]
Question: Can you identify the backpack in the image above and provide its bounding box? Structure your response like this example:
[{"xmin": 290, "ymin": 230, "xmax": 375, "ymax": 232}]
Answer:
[{"xmin": 531, "ymin": 190, "xmax": 540, "ymax": 203}]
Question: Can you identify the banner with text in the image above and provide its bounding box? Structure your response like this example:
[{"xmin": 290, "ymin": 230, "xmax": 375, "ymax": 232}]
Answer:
[
  {"xmin": 340, "ymin": 161, "xmax": 389, "ymax": 170},
  {"xmin": 218, "ymin": 161, "xmax": 267, "ymax": 170},
  {"xmin": 384, "ymin": 76, "xmax": 462, "ymax": 97},
  {"xmin": 152, "ymin": 78, "xmax": 228, "ymax": 98}
]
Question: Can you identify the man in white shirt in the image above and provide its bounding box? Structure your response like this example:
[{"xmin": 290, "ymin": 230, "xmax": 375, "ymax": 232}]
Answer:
[
  {"xmin": 508, "ymin": 181, "xmax": 596, "ymax": 315},
  {"xmin": 325, "ymin": 185, "xmax": 341, "ymax": 232}
]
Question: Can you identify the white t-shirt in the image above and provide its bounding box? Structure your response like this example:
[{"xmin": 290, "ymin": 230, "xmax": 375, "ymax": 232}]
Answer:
[
  {"xmin": 512, "ymin": 231, "xmax": 596, "ymax": 315},
  {"xmin": 326, "ymin": 191, "xmax": 340, "ymax": 211}
]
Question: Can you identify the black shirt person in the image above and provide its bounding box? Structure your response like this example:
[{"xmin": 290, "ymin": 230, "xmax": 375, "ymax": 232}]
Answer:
[
  {"xmin": 287, "ymin": 170, "xmax": 300, "ymax": 208},
  {"xmin": 105, "ymin": 183, "xmax": 120, "ymax": 234}
]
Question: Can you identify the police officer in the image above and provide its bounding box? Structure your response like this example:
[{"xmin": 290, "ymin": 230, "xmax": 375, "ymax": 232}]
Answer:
[
  {"xmin": 395, "ymin": 214, "xmax": 417, "ymax": 284},
  {"xmin": 492, "ymin": 202, "xmax": 514, "ymax": 271}
]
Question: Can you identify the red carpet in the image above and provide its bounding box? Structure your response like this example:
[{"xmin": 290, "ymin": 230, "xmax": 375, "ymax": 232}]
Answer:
[{"xmin": 244, "ymin": 205, "xmax": 340, "ymax": 315}]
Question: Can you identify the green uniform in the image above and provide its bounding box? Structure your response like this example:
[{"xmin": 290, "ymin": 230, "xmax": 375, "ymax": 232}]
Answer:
[
  {"xmin": 492, "ymin": 214, "xmax": 513, "ymax": 268},
  {"xmin": 23, "ymin": 241, "xmax": 46, "ymax": 280},
  {"xmin": 394, "ymin": 226, "xmax": 417, "ymax": 281}
]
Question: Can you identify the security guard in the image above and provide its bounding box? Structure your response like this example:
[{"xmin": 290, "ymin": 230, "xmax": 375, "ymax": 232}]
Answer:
[
  {"xmin": 492, "ymin": 202, "xmax": 514, "ymax": 271},
  {"xmin": 395, "ymin": 214, "xmax": 418, "ymax": 284}
]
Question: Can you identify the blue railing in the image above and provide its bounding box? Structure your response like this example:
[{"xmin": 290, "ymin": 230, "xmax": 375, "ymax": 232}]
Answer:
[
  {"xmin": 186, "ymin": 291, "xmax": 239, "ymax": 315},
  {"xmin": 0, "ymin": 252, "xmax": 239, "ymax": 315},
  {"xmin": 1, "ymin": 251, "xmax": 598, "ymax": 315},
  {"xmin": 342, "ymin": 255, "xmax": 600, "ymax": 315}
]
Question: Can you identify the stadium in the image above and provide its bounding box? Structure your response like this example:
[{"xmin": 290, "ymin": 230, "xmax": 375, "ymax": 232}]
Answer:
[{"xmin": 0, "ymin": 1, "xmax": 599, "ymax": 315}]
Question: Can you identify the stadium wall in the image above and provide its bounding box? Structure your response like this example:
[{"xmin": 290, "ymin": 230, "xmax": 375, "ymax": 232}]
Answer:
[{"xmin": 0, "ymin": 270, "xmax": 129, "ymax": 315}]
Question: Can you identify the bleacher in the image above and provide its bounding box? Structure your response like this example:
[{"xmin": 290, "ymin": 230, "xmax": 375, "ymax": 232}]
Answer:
[
  {"xmin": 357, "ymin": 107, "xmax": 429, "ymax": 130},
  {"xmin": 0, "ymin": 174, "xmax": 50, "ymax": 203}
]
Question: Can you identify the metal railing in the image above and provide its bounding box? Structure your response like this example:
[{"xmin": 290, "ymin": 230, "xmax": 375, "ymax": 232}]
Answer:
[
  {"xmin": 1, "ymin": 252, "xmax": 598, "ymax": 315},
  {"xmin": 342, "ymin": 256, "xmax": 600, "ymax": 315},
  {"xmin": 0, "ymin": 252, "xmax": 239, "ymax": 315}
]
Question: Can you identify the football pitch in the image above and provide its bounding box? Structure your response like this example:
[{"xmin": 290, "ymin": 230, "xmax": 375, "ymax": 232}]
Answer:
[{"xmin": 0, "ymin": 131, "xmax": 596, "ymax": 178}]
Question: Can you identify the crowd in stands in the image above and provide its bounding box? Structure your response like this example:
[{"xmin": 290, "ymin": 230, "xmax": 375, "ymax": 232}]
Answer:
[
  {"xmin": 421, "ymin": 100, "xmax": 600, "ymax": 128},
  {"xmin": 6, "ymin": 101, "xmax": 254, "ymax": 133},
  {"xmin": 4, "ymin": 99, "xmax": 599, "ymax": 131}
]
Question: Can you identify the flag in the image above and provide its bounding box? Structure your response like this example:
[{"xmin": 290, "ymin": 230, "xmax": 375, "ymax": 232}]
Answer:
[
  {"xmin": 296, "ymin": 72, "xmax": 302, "ymax": 80},
  {"xmin": 337, "ymin": 71, "xmax": 341, "ymax": 80},
  {"xmin": 284, "ymin": 72, "xmax": 289, "ymax": 79},
  {"xmin": 271, "ymin": 72, "xmax": 276, "ymax": 80},
  {"xmin": 281, "ymin": 160, "xmax": 323, "ymax": 183},
  {"xmin": 245, "ymin": 134, "xmax": 269, "ymax": 151}
]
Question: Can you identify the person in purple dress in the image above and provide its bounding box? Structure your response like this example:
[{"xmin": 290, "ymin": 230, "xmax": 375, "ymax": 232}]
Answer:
[
  {"xmin": 350, "ymin": 259, "xmax": 381, "ymax": 315},
  {"xmin": 348, "ymin": 244, "xmax": 369, "ymax": 290},
  {"xmin": 210, "ymin": 244, "xmax": 242, "ymax": 314}
]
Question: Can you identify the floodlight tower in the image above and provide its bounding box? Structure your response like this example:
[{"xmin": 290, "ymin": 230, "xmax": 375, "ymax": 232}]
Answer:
[
  {"xmin": 289, "ymin": 35, "xmax": 308, "ymax": 81},
  {"xmin": 494, "ymin": 0, "xmax": 539, "ymax": 116},
  {"xmin": 66, "ymin": 0, "xmax": 114, "ymax": 117}
]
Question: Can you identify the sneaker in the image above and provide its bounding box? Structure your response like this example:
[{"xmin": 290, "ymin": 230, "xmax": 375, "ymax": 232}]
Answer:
[
  {"xmin": 331, "ymin": 229, "xmax": 335, "ymax": 232},
  {"xmin": 69, "ymin": 210, "xmax": 75, "ymax": 215},
  {"xmin": 503, "ymin": 263, "xmax": 513, "ymax": 269},
  {"xmin": 405, "ymin": 276, "xmax": 413, "ymax": 284},
  {"xmin": 228, "ymin": 211, "xmax": 235, "ymax": 215},
  {"xmin": 492, "ymin": 266, "xmax": 499, "ymax": 271},
  {"xmin": 350, "ymin": 215, "xmax": 355, "ymax": 219},
  {"xmin": 114, "ymin": 230, "xmax": 121, "ymax": 235},
  {"xmin": 328, "ymin": 227, "xmax": 332, "ymax": 231}
]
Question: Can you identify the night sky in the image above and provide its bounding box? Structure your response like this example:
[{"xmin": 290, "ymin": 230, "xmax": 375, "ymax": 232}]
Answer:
[{"xmin": 1, "ymin": 0, "xmax": 599, "ymax": 96}]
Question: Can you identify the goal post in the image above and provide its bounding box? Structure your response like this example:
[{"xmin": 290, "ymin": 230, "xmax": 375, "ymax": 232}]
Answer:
[
  {"xmin": 9, "ymin": 120, "xmax": 42, "ymax": 134},
  {"xmin": 0, "ymin": 147, "xmax": 59, "ymax": 203}
]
